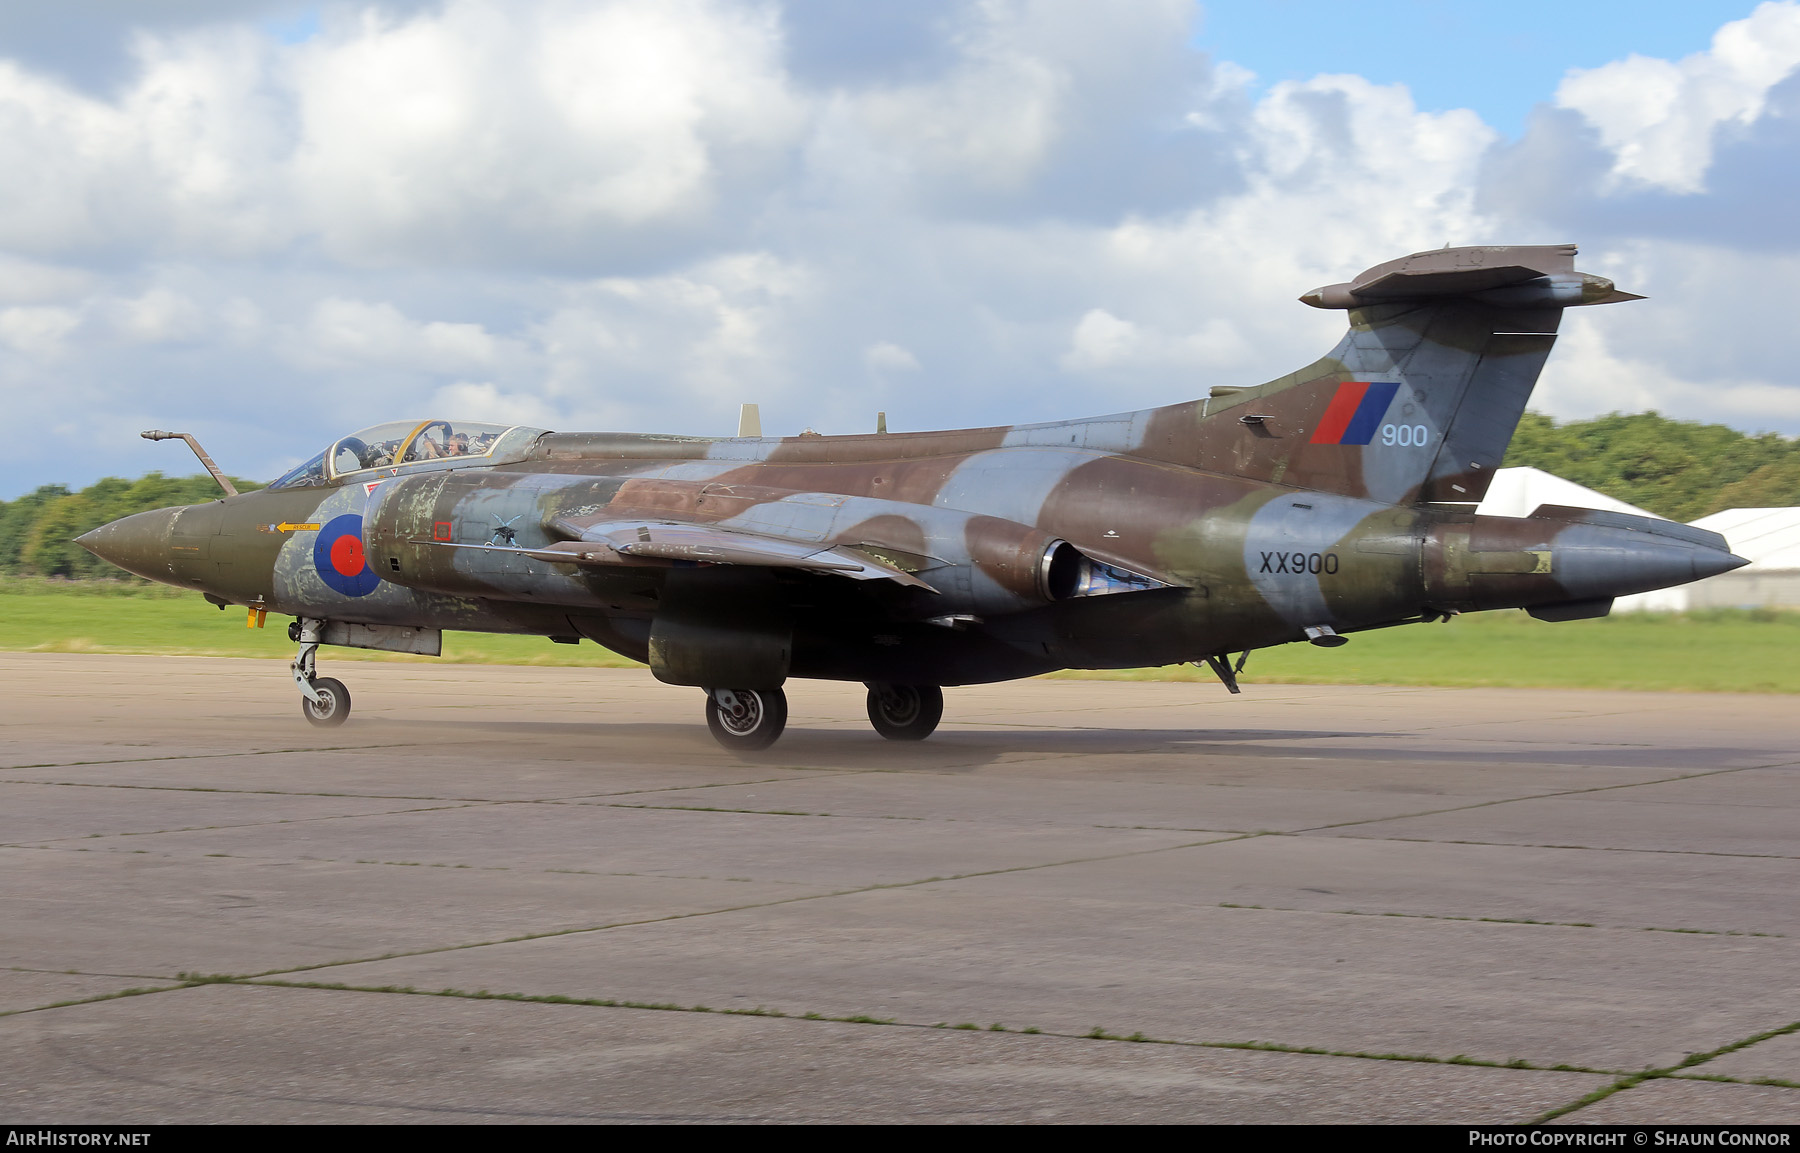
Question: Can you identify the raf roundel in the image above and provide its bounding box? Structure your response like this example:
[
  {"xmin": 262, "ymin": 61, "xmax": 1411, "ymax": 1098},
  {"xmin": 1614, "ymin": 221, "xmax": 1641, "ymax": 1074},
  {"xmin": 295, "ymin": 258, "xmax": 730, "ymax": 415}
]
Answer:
[{"xmin": 313, "ymin": 514, "xmax": 381, "ymax": 597}]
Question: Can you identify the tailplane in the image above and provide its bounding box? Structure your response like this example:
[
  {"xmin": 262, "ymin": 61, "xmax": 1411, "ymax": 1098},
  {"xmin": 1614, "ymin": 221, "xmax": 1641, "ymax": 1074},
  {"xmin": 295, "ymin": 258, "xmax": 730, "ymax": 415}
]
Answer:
[{"xmin": 1187, "ymin": 244, "xmax": 1639, "ymax": 505}]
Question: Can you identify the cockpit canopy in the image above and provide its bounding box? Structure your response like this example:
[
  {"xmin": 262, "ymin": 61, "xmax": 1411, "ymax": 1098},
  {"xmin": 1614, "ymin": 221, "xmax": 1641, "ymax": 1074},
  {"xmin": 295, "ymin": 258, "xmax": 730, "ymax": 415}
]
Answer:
[{"xmin": 269, "ymin": 419, "xmax": 524, "ymax": 490}]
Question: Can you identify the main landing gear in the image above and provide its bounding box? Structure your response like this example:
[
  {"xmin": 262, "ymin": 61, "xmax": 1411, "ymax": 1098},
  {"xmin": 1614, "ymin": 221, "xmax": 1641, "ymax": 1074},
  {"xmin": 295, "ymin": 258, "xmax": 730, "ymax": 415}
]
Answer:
[
  {"xmin": 864, "ymin": 683, "xmax": 943, "ymax": 741},
  {"xmin": 290, "ymin": 618, "xmax": 351, "ymax": 728},
  {"xmin": 701, "ymin": 683, "xmax": 946, "ymax": 751},
  {"xmin": 704, "ymin": 687, "xmax": 788, "ymax": 751}
]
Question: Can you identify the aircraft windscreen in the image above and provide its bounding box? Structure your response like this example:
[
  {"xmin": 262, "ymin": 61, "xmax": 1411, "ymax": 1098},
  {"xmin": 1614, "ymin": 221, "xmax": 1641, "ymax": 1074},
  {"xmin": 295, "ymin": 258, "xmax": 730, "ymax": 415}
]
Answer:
[
  {"xmin": 328, "ymin": 421, "xmax": 420, "ymax": 476},
  {"xmin": 398, "ymin": 420, "xmax": 510, "ymax": 463},
  {"xmin": 268, "ymin": 450, "xmax": 330, "ymax": 490},
  {"xmin": 267, "ymin": 419, "xmax": 521, "ymax": 489}
]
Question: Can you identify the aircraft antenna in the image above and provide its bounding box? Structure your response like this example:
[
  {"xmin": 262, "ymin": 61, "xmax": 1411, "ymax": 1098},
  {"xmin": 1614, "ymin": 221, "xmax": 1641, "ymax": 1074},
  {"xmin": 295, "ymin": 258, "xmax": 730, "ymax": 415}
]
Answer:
[{"xmin": 141, "ymin": 430, "xmax": 238, "ymax": 497}]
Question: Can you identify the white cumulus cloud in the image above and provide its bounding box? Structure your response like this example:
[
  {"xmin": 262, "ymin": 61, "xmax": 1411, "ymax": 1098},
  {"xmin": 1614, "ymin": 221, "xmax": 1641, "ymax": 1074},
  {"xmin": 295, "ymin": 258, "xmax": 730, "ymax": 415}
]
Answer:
[
  {"xmin": 300, "ymin": 297, "xmax": 506, "ymax": 373},
  {"xmin": 110, "ymin": 287, "xmax": 208, "ymax": 344},
  {"xmin": 1556, "ymin": 1, "xmax": 1800, "ymax": 193},
  {"xmin": 0, "ymin": 306, "xmax": 80, "ymax": 357},
  {"xmin": 290, "ymin": 0, "xmax": 804, "ymax": 266},
  {"xmin": 0, "ymin": 0, "xmax": 1796, "ymax": 494}
]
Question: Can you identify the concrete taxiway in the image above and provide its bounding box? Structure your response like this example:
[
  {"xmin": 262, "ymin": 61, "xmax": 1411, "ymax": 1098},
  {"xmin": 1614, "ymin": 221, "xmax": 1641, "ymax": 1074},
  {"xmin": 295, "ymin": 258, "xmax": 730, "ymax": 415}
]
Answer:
[{"xmin": 1, "ymin": 652, "xmax": 1795, "ymax": 1123}]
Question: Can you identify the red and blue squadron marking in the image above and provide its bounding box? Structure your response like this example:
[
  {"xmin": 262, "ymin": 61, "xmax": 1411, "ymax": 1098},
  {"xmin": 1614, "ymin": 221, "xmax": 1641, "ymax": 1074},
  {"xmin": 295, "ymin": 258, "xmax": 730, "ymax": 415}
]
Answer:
[{"xmin": 1310, "ymin": 380, "xmax": 1400, "ymax": 445}]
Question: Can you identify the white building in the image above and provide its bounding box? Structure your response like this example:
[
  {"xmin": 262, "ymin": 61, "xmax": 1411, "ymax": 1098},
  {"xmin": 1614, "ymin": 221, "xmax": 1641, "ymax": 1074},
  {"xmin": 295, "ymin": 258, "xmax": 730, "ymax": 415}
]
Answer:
[
  {"xmin": 1474, "ymin": 466, "xmax": 1663, "ymax": 521},
  {"xmin": 1476, "ymin": 468, "xmax": 1800, "ymax": 611},
  {"xmin": 1666, "ymin": 507, "xmax": 1800, "ymax": 610}
]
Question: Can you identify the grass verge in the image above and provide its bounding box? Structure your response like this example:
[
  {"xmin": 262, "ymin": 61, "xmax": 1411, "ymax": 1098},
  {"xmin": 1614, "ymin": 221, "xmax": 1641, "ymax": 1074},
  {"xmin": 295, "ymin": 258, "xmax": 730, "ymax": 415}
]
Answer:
[
  {"xmin": 0, "ymin": 579, "xmax": 639, "ymax": 668},
  {"xmin": 4, "ymin": 579, "xmax": 1799, "ymax": 691},
  {"xmin": 1048, "ymin": 607, "xmax": 1800, "ymax": 692}
]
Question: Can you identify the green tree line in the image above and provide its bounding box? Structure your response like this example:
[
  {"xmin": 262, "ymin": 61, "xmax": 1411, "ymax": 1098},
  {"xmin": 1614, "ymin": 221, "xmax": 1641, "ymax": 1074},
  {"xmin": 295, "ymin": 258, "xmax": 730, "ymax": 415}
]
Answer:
[
  {"xmin": 1, "ymin": 412, "xmax": 1796, "ymax": 580},
  {"xmin": 0, "ymin": 474, "xmax": 264, "ymax": 579},
  {"xmin": 1503, "ymin": 412, "xmax": 1800, "ymax": 521}
]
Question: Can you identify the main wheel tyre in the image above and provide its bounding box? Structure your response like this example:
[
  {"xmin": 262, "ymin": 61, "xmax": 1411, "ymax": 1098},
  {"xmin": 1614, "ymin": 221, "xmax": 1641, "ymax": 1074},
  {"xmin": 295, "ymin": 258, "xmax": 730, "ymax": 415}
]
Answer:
[
  {"xmin": 301, "ymin": 677, "xmax": 351, "ymax": 728},
  {"xmin": 865, "ymin": 683, "xmax": 943, "ymax": 741},
  {"xmin": 704, "ymin": 687, "xmax": 788, "ymax": 752}
]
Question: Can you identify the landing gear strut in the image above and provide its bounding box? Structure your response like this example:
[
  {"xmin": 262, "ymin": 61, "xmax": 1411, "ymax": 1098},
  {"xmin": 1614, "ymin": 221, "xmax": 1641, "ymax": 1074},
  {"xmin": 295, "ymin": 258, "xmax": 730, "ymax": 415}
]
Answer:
[
  {"xmin": 704, "ymin": 687, "xmax": 787, "ymax": 751},
  {"xmin": 865, "ymin": 683, "xmax": 943, "ymax": 741},
  {"xmin": 290, "ymin": 617, "xmax": 352, "ymax": 728}
]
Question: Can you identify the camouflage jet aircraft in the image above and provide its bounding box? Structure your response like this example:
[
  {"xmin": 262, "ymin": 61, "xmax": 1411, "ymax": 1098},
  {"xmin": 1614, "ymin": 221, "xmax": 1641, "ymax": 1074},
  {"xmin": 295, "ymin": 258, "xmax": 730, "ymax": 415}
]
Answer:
[{"xmin": 79, "ymin": 244, "xmax": 1746, "ymax": 750}]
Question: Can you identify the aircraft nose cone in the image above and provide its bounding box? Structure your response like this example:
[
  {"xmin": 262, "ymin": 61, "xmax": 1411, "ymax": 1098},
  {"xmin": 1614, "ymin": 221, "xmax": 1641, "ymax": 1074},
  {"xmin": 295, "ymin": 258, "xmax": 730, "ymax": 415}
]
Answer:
[
  {"xmin": 1555, "ymin": 535, "xmax": 1752, "ymax": 602},
  {"xmin": 1697, "ymin": 549, "xmax": 1751, "ymax": 582},
  {"xmin": 76, "ymin": 507, "xmax": 180, "ymax": 580}
]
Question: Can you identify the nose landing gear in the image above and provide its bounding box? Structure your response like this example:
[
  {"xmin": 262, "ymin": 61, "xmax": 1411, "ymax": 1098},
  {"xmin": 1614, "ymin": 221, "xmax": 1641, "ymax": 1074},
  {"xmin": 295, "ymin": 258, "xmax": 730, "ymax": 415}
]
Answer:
[
  {"xmin": 704, "ymin": 687, "xmax": 787, "ymax": 751},
  {"xmin": 865, "ymin": 683, "xmax": 943, "ymax": 741},
  {"xmin": 290, "ymin": 617, "xmax": 352, "ymax": 728},
  {"xmin": 301, "ymin": 676, "xmax": 352, "ymax": 727}
]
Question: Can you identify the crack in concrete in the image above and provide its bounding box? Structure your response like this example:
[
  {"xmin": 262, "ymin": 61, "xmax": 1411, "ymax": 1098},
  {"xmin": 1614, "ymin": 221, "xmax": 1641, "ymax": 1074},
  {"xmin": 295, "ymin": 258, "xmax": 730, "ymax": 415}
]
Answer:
[
  {"xmin": 147, "ymin": 834, "xmax": 1258, "ymax": 982},
  {"xmin": 1531, "ymin": 1020, "xmax": 1800, "ymax": 1123},
  {"xmin": 11, "ymin": 971, "xmax": 1642, "ymax": 1117},
  {"xmin": 1211, "ymin": 902, "xmax": 1783, "ymax": 938},
  {"xmin": 4, "ymin": 965, "xmax": 177, "ymax": 981},
  {"xmin": 0, "ymin": 767, "xmax": 877, "ymax": 810},
  {"xmin": 1291, "ymin": 761, "xmax": 1787, "ymax": 836},
  {"xmin": 33, "ymin": 1014, "xmax": 755, "ymax": 1122},
  {"xmin": 1336, "ymin": 834, "xmax": 1800, "ymax": 861},
  {"xmin": 16, "ymin": 966, "xmax": 1798, "ymax": 1112},
  {"xmin": 0, "ymin": 743, "xmax": 410, "ymax": 772},
  {"xmin": 2, "ymin": 801, "xmax": 495, "ymax": 849},
  {"xmin": 9, "ymin": 909, "xmax": 1790, "ymax": 1123}
]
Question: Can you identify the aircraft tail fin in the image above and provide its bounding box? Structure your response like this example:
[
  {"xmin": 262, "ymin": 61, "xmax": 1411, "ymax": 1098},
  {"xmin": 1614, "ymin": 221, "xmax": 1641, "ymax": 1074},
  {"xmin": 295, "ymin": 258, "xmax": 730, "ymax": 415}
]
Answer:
[{"xmin": 1187, "ymin": 244, "xmax": 1638, "ymax": 506}]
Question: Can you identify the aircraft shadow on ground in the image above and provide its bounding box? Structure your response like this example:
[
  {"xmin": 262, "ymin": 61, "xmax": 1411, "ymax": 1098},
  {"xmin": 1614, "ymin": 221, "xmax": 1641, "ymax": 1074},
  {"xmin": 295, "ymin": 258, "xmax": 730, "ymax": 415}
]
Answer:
[
  {"xmin": 353, "ymin": 717, "xmax": 1369, "ymax": 770},
  {"xmin": 348, "ymin": 717, "xmax": 1774, "ymax": 773}
]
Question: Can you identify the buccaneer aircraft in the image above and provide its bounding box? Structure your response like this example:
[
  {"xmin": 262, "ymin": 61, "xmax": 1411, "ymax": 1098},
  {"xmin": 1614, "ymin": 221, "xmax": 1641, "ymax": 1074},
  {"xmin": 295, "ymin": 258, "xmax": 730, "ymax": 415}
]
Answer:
[{"xmin": 78, "ymin": 244, "xmax": 1746, "ymax": 750}]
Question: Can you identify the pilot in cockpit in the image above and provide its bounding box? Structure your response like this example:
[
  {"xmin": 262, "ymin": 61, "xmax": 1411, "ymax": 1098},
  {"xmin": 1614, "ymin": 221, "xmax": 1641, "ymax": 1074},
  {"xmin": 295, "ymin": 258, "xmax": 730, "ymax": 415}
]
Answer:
[
  {"xmin": 414, "ymin": 428, "xmax": 465, "ymax": 459},
  {"xmin": 426, "ymin": 430, "xmax": 470, "ymax": 458},
  {"xmin": 266, "ymin": 419, "xmax": 522, "ymax": 491}
]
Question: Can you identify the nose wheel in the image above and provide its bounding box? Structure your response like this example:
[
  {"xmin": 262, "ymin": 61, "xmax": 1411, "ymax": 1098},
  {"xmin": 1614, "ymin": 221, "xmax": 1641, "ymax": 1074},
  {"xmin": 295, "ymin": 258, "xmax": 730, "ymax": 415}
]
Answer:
[
  {"xmin": 291, "ymin": 617, "xmax": 353, "ymax": 727},
  {"xmin": 301, "ymin": 677, "xmax": 351, "ymax": 727},
  {"xmin": 865, "ymin": 683, "xmax": 943, "ymax": 741},
  {"xmin": 704, "ymin": 687, "xmax": 787, "ymax": 751}
]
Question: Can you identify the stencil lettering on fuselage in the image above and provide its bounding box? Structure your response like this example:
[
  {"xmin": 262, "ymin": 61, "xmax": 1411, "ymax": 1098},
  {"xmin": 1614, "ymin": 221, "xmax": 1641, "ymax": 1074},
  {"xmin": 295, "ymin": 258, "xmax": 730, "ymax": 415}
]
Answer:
[
  {"xmin": 1358, "ymin": 378, "xmax": 1443, "ymax": 505},
  {"xmin": 1243, "ymin": 493, "xmax": 1384, "ymax": 626}
]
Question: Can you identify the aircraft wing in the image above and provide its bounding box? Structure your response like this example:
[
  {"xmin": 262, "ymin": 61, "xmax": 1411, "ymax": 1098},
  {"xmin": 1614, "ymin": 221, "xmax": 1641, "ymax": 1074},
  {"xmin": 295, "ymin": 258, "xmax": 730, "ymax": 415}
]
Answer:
[{"xmin": 422, "ymin": 519, "xmax": 938, "ymax": 591}]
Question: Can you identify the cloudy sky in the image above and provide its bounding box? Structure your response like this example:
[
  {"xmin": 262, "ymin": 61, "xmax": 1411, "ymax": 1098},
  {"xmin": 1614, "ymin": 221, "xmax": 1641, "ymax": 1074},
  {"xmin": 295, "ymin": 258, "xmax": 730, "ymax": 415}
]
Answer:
[{"xmin": 1, "ymin": 0, "xmax": 1796, "ymax": 496}]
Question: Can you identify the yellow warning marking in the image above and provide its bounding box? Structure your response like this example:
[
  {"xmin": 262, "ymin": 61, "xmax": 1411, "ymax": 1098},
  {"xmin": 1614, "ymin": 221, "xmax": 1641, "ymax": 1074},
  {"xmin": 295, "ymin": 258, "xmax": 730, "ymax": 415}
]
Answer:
[{"xmin": 278, "ymin": 522, "xmax": 321, "ymax": 533}]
